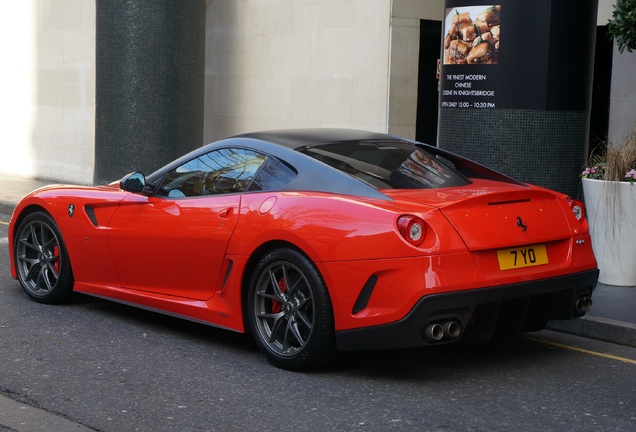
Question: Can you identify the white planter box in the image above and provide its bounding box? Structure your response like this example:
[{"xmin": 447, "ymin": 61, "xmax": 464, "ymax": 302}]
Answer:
[{"xmin": 582, "ymin": 177, "xmax": 636, "ymax": 286}]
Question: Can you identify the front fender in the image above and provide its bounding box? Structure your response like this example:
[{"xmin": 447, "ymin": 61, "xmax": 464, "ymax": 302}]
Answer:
[{"xmin": 8, "ymin": 186, "xmax": 128, "ymax": 283}]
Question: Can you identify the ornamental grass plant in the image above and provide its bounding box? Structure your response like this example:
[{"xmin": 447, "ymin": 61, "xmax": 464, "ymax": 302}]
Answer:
[
  {"xmin": 582, "ymin": 128, "xmax": 636, "ymax": 183},
  {"xmin": 580, "ymin": 128, "xmax": 636, "ymax": 285}
]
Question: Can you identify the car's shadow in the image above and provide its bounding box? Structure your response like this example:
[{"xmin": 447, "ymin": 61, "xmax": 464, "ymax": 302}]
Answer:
[
  {"xmin": 70, "ymin": 292, "xmax": 258, "ymax": 352},
  {"xmin": 57, "ymin": 292, "xmax": 563, "ymax": 379}
]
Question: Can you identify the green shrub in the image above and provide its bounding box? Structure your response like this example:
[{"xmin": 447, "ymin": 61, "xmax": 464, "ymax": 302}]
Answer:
[{"xmin": 608, "ymin": 0, "xmax": 636, "ymax": 53}]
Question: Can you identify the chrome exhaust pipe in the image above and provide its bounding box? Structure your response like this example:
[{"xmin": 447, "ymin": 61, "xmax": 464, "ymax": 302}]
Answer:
[
  {"xmin": 575, "ymin": 296, "xmax": 593, "ymax": 314},
  {"xmin": 443, "ymin": 321, "xmax": 461, "ymax": 339},
  {"xmin": 424, "ymin": 323, "xmax": 444, "ymax": 341}
]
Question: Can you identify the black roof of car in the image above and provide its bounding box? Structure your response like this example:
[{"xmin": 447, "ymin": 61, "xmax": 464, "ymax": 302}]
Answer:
[
  {"xmin": 146, "ymin": 128, "xmax": 523, "ymax": 200},
  {"xmin": 233, "ymin": 128, "xmax": 408, "ymax": 149},
  {"xmin": 147, "ymin": 129, "xmax": 404, "ymax": 200}
]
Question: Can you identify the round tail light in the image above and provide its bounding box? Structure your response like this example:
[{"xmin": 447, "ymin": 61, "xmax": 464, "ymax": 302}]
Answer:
[
  {"xmin": 397, "ymin": 215, "xmax": 427, "ymax": 247},
  {"xmin": 568, "ymin": 199, "xmax": 585, "ymax": 222}
]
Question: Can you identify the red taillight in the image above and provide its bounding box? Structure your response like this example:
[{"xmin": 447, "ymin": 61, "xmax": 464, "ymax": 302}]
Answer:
[
  {"xmin": 568, "ymin": 199, "xmax": 585, "ymax": 222},
  {"xmin": 397, "ymin": 215, "xmax": 427, "ymax": 247}
]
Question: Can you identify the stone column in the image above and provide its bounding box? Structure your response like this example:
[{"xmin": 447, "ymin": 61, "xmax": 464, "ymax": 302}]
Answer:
[
  {"xmin": 95, "ymin": 0, "xmax": 206, "ymax": 184},
  {"xmin": 438, "ymin": 0, "xmax": 598, "ymax": 197}
]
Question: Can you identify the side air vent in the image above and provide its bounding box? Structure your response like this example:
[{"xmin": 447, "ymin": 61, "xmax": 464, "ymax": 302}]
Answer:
[
  {"xmin": 352, "ymin": 275, "xmax": 378, "ymax": 314},
  {"xmin": 84, "ymin": 205, "xmax": 99, "ymax": 227},
  {"xmin": 221, "ymin": 260, "xmax": 233, "ymax": 292}
]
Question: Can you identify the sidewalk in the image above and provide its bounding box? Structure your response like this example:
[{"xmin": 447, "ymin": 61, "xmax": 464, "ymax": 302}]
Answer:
[{"xmin": 1, "ymin": 173, "xmax": 635, "ymax": 348}]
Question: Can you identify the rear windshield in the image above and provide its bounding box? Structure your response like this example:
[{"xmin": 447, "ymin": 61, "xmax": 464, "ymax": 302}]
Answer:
[{"xmin": 300, "ymin": 141, "xmax": 470, "ymax": 189}]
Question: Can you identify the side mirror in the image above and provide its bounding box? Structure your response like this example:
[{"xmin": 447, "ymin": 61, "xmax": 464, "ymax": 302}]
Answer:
[{"xmin": 120, "ymin": 172, "xmax": 146, "ymax": 193}]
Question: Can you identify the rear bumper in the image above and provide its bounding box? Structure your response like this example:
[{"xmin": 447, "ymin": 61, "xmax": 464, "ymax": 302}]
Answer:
[{"xmin": 335, "ymin": 269, "xmax": 599, "ymax": 351}]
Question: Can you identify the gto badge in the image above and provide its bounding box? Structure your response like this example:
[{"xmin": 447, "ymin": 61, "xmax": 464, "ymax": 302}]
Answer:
[
  {"xmin": 516, "ymin": 216, "xmax": 527, "ymax": 233},
  {"xmin": 68, "ymin": 204, "xmax": 75, "ymax": 218}
]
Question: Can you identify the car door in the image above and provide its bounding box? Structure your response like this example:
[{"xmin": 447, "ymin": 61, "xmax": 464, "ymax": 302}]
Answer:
[{"xmin": 106, "ymin": 148, "xmax": 267, "ymax": 300}]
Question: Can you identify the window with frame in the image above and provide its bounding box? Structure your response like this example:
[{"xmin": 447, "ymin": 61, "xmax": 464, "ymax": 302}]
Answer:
[
  {"xmin": 157, "ymin": 148, "xmax": 267, "ymax": 198},
  {"xmin": 300, "ymin": 141, "xmax": 469, "ymax": 189}
]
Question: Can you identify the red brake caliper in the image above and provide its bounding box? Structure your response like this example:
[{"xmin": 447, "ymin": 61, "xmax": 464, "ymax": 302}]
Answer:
[
  {"xmin": 53, "ymin": 245, "xmax": 61, "ymax": 273},
  {"xmin": 271, "ymin": 277, "xmax": 287, "ymax": 313}
]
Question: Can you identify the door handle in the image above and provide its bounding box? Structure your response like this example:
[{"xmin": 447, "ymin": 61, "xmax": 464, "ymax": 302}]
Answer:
[{"xmin": 218, "ymin": 208, "xmax": 233, "ymax": 219}]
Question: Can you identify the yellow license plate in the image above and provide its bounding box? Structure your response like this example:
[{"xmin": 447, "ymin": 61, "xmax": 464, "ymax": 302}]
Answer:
[{"xmin": 497, "ymin": 245, "xmax": 548, "ymax": 270}]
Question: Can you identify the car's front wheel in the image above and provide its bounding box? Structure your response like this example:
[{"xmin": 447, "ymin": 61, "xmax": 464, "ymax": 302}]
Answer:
[
  {"xmin": 247, "ymin": 248, "xmax": 335, "ymax": 370},
  {"xmin": 14, "ymin": 211, "xmax": 74, "ymax": 304}
]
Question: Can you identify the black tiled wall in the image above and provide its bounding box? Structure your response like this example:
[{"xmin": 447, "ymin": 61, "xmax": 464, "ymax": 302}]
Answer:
[
  {"xmin": 95, "ymin": 0, "xmax": 206, "ymax": 184},
  {"xmin": 438, "ymin": 108, "xmax": 588, "ymax": 198}
]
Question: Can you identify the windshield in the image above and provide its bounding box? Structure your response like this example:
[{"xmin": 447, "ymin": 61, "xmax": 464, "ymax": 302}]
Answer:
[{"xmin": 300, "ymin": 141, "xmax": 470, "ymax": 189}]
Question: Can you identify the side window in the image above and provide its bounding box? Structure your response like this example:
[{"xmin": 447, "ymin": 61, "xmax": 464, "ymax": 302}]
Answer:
[
  {"xmin": 157, "ymin": 148, "xmax": 266, "ymax": 197},
  {"xmin": 249, "ymin": 158, "xmax": 298, "ymax": 192}
]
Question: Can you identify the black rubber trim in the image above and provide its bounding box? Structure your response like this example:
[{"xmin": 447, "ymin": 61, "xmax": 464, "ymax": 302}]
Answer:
[{"xmin": 335, "ymin": 269, "xmax": 599, "ymax": 352}]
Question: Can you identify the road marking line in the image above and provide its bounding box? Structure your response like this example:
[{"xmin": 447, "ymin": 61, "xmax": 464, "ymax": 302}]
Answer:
[
  {"xmin": 523, "ymin": 336, "xmax": 636, "ymax": 365},
  {"xmin": 0, "ymin": 220, "xmax": 9, "ymax": 225}
]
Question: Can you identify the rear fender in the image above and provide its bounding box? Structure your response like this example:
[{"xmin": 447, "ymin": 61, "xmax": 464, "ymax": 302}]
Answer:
[{"xmin": 229, "ymin": 192, "xmax": 467, "ymax": 262}]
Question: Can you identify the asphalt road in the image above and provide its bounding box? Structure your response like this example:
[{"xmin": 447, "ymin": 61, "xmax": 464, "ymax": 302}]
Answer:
[{"xmin": 1, "ymin": 211, "xmax": 636, "ymax": 432}]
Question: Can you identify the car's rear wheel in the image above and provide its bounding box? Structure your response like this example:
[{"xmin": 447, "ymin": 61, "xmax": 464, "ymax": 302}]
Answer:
[
  {"xmin": 14, "ymin": 211, "xmax": 74, "ymax": 304},
  {"xmin": 247, "ymin": 248, "xmax": 335, "ymax": 370}
]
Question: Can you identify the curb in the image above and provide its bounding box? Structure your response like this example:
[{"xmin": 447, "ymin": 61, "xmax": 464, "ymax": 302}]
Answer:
[
  {"xmin": 547, "ymin": 316, "xmax": 636, "ymax": 348},
  {"xmin": 0, "ymin": 394, "xmax": 95, "ymax": 432}
]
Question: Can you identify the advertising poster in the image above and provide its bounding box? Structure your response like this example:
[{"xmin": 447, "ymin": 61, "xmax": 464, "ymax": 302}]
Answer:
[
  {"xmin": 440, "ymin": 3, "xmax": 504, "ymax": 110},
  {"xmin": 439, "ymin": 0, "xmax": 597, "ymax": 111}
]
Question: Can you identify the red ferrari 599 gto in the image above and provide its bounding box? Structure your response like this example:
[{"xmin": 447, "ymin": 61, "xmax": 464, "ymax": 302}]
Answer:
[{"xmin": 8, "ymin": 129, "xmax": 598, "ymax": 370}]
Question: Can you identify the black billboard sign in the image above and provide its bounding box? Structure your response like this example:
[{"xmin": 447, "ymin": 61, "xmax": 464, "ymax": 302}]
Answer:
[{"xmin": 439, "ymin": 0, "xmax": 597, "ymax": 111}]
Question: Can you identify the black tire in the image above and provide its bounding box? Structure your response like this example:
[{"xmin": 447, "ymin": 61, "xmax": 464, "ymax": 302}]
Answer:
[
  {"xmin": 247, "ymin": 248, "xmax": 336, "ymax": 370},
  {"xmin": 14, "ymin": 211, "xmax": 74, "ymax": 304}
]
